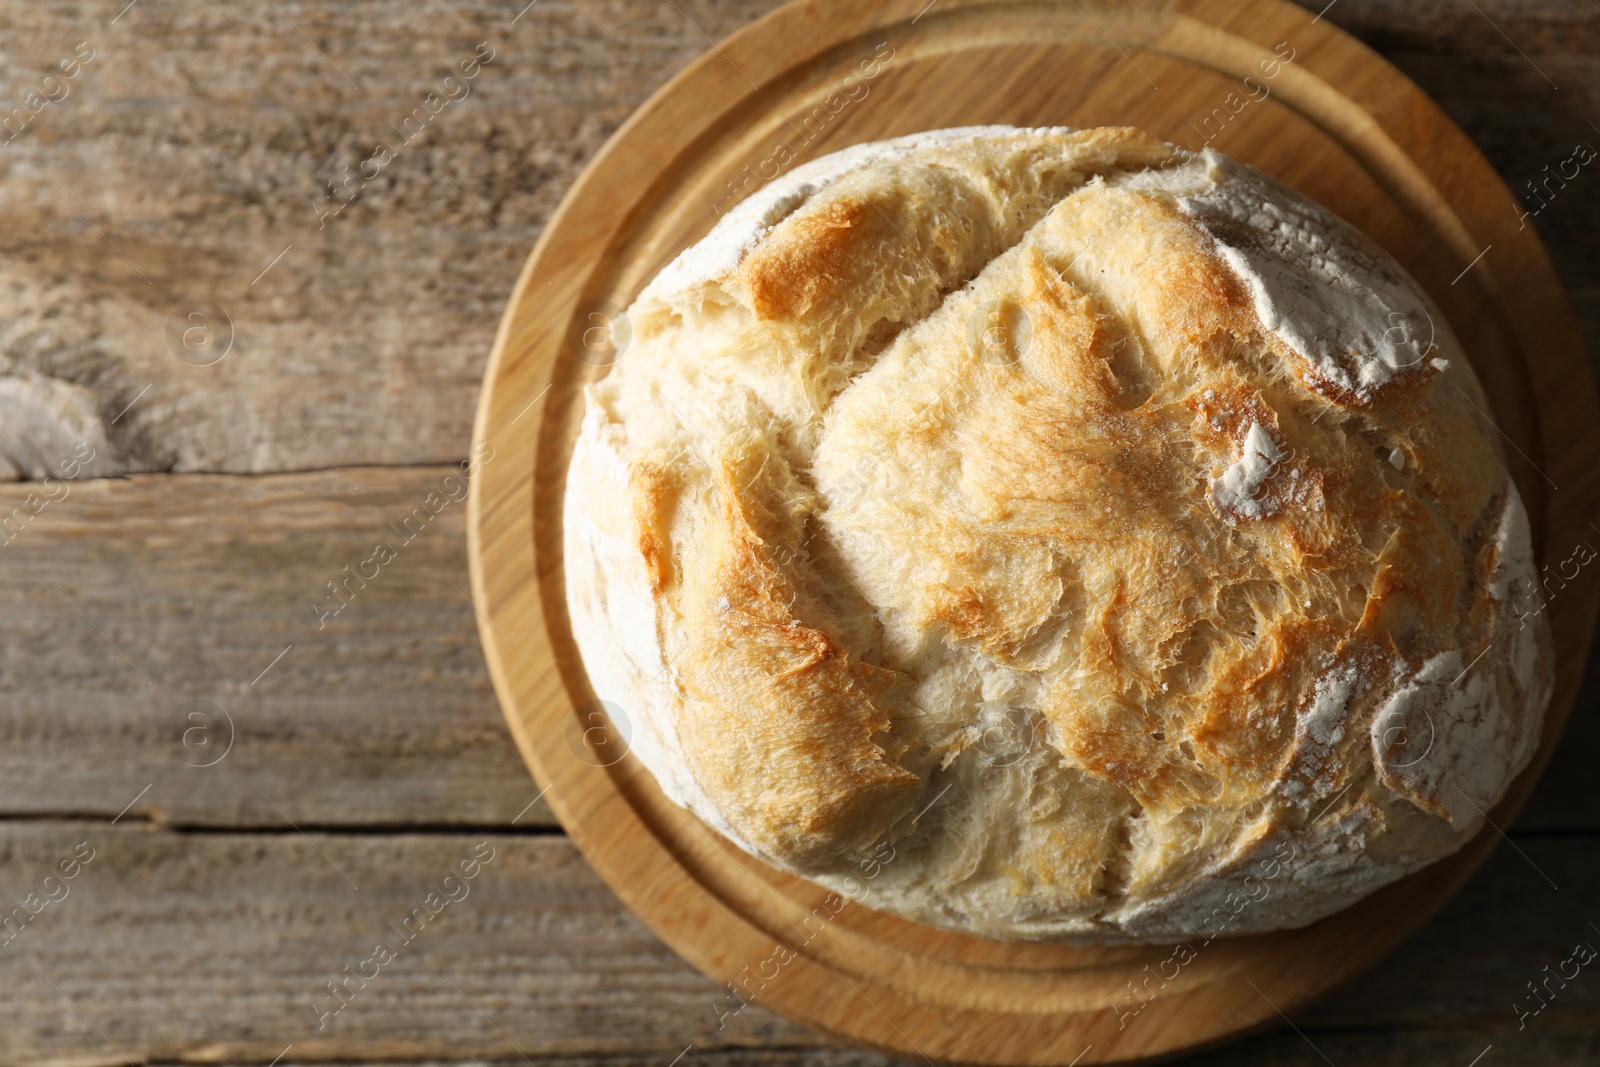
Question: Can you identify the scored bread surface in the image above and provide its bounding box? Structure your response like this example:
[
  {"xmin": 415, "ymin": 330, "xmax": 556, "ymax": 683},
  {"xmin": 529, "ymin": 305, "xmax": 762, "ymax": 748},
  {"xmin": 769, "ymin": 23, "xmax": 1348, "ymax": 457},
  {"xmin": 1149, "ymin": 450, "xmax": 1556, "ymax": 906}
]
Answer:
[{"xmin": 561, "ymin": 126, "xmax": 1553, "ymax": 941}]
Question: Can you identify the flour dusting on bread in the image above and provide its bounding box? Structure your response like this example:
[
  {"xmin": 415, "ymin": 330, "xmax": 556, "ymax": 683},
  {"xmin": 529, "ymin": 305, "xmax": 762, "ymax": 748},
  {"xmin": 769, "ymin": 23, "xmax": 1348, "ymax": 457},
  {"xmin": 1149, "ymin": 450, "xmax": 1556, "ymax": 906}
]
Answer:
[
  {"xmin": 1174, "ymin": 150, "xmax": 1437, "ymax": 404},
  {"xmin": 562, "ymin": 127, "xmax": 1552, "ymax": 942}
]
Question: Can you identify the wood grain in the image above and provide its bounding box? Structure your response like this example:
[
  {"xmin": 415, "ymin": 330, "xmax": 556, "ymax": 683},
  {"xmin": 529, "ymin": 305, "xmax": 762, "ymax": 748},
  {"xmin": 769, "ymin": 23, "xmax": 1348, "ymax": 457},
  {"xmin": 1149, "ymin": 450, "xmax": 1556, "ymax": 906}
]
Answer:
[
  {"xmin": 0, "ymin": 468, "xmax": 551, "ymax": 827},
  {"xmin": 0, "ymin": 826, "xmax": 815, "ymax": 1064},
  {"xmin": 0, "ymin": 826, "xmax": 1593, "ymax": 1065},
  {"xmin": 469, "ymin": 0, "xmax": 1600, "ymax": 1061}
]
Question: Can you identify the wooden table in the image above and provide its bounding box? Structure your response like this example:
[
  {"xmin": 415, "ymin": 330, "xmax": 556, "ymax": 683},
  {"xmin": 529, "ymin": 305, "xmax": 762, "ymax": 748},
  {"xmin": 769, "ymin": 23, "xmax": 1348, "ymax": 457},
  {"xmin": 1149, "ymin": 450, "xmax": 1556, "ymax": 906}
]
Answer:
[{"xmin": 0, "ymin": 1, "xmax": 1595, "ymax": 1064}]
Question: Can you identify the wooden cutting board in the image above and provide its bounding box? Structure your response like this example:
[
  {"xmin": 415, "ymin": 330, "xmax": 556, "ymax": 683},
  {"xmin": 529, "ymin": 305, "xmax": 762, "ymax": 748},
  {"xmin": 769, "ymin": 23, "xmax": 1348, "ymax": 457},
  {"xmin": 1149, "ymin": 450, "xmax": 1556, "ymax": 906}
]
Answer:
[{"xmin": 467, "ymin": 0, "xmax": 1599, "ymax": 1061}]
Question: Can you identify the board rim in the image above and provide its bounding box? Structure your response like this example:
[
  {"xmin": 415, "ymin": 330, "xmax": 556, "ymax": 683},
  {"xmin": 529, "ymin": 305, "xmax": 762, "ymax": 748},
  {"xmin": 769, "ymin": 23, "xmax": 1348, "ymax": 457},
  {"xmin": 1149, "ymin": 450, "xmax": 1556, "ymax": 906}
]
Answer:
[{"xmin": 467, "ymin": 0, "xmax": 1600, "ymax": 1061}]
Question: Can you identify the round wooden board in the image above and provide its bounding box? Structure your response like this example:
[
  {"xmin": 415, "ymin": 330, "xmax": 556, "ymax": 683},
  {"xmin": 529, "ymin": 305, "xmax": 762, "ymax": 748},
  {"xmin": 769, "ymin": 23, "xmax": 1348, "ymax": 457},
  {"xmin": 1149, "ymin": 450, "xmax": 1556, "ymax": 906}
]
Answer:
[{"xmin": 467, "ymin": 0, "xmax": 1600, "ymax": 1062}]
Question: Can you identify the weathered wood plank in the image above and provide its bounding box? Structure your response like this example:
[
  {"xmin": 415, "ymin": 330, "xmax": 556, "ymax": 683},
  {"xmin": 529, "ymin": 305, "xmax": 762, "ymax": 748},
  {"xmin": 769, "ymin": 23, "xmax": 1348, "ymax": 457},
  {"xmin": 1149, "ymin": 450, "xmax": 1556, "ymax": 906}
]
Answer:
[
  {"xmin": 0, "ymin": 827, "xmax": 818, "ymax": 1065},
  {"xmin": 0, "ymin": 826, "xmax": 1594, "ymax": 1065},
  {"xmin": 0, "ymin": 468, "xmax": 551, "ymax": 827}
]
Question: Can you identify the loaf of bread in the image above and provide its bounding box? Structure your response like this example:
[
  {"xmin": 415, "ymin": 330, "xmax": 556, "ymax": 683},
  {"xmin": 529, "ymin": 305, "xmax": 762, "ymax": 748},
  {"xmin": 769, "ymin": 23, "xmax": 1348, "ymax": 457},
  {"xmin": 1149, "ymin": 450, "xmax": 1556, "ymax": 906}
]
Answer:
[{"xmin": 562, "ymin": 126, "xmax": 1553, "ymax": 941}]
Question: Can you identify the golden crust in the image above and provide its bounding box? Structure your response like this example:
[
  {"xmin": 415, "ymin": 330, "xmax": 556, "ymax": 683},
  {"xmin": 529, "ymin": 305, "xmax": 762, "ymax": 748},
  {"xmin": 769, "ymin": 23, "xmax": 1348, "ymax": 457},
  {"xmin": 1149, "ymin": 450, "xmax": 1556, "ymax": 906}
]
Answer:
[
  {"xmin": 671, "ymin": 453, "xmax": 921, "ymax": 866},
  {"xmin": 563, "ymin": 127, "xmax": 1553, "ymax": 941}
]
